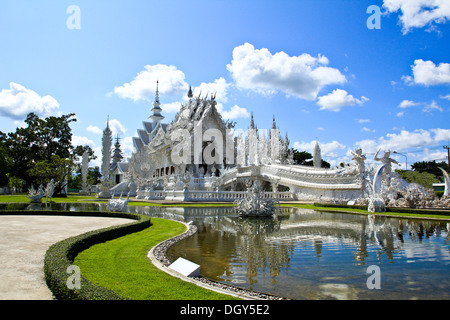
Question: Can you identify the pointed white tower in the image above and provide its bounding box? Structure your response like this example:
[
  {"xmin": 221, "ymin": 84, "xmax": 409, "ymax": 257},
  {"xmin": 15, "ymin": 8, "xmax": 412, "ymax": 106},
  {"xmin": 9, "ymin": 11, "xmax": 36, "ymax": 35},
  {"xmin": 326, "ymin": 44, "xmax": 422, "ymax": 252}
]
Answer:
[
  {"xmin": 150, "ymin": 80, "xmax": 164, "ymax": 125},
  {"xmin": 97, "ymin": 117, "xmax": 113, "ymax": 198},
  {"xmin": 313, "ymin": 140, "xmax": 322, "ymax": 168}
]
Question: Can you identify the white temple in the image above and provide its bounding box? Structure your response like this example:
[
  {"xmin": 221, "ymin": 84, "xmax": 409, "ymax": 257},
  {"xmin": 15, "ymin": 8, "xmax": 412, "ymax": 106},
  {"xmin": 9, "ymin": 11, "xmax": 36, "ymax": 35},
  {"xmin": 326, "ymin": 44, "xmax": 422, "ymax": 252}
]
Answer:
[
  {"xmin": 99, "ymin": 82, "xmax": 370, "ymax": 203},
  {"xmin": 87, "ymin": 79, "xmax": 450, "ymax": 213}
]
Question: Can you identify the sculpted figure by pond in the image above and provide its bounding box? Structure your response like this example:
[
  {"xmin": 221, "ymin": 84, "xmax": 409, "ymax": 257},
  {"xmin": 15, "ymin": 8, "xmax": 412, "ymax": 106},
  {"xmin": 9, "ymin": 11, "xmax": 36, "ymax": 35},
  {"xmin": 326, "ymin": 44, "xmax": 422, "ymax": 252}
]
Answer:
[{"xmin": 233, "ymin": 179, "xmax": 280, "ymax": 217}]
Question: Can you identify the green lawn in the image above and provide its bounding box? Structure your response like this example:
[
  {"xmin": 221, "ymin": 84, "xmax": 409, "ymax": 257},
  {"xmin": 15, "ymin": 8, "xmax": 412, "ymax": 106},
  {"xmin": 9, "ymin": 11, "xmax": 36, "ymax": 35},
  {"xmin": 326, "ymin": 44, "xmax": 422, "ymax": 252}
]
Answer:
[
  {"xmin": 74, "ymin": 217, "xmax": 239, "ymax": 300},
  {"xmin": 286, "ymin": 203, "xmax": 450, "ymax": 220},
  {"xmin": 0, "ymin": 194, "xmax": 97, "ymax": 203}
]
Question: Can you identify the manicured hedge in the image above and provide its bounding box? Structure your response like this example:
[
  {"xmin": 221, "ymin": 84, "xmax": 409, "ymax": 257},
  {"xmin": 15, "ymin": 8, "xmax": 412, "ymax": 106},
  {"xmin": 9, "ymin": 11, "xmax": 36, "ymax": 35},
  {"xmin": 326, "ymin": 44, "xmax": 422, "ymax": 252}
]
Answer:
[
  {"xmin": 313, "ymin": 202, "xmax": 368, "ymax": 210},
  {"xmin": 0, "ymin": 210, "xmax": 151, "ymax": 300},
  {"xmin": 313, "ymin": 202, "xmax": 450, "ymax": 216},
  {"xmin": 43, "ymin": 211, "xmax": 151, "ymax": 300}
]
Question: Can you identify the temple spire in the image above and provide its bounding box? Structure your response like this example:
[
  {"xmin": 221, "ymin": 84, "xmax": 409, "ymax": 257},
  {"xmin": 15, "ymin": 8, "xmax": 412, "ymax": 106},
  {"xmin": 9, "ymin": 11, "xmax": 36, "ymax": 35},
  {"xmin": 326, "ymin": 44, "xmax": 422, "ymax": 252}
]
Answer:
[
  {"xmin": 250, "ymin": 112, "xmax": 255, "ymax": 129},
  {"xmin": 150, "ymin": 80, "xmax": 164, "ymax": 123},
  {"xmin": 155, "ymin": 80, "xmax": 160, "ymax": 104}
]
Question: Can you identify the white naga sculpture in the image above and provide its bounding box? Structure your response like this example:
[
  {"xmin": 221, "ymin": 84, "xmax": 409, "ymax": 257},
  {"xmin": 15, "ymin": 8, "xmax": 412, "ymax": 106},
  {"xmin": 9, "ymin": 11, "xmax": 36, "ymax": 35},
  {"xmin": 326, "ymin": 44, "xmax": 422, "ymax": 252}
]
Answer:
[
  {"xmin": 27, "ymin": 185, "xmax": 45, "ymax": 203},
  {"xmin": 233, "ymin": 179, "xmax": 280, "ymax": 217},
  {"xmin": 107, "ymin": 193, "xmax": 130, "ymax": 212},
  {"xmin": 439, "ymin": 167, "xmax": 449, "ymax": 197},
  {"xmin": 27, "ymin": 179, "xmax": 58, "ymax": 203},
  {"xmin": 368, "ymin": 164, "xmax": 387, "ymax": 213}
]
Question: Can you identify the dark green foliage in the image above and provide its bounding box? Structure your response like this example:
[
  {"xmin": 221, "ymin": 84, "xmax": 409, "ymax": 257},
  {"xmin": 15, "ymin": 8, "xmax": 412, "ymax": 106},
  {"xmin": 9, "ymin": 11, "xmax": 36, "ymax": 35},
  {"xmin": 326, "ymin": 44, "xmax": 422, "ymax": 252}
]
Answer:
[
  {"xmin": 313, "ymin": 202, "xmax": 450, "ymax": 216},
  {"xmin": 69, "ymin": 166, "xmax": 101, "ymax": 190},
  {"xmin": 396, "ymin": 169, "xmax": 439, "ymax": 189},
  {"xmin": 411, "ymin": 160, "xmax": 449, "ymax": 178},
  {"xmin": 1, "ymin": 112, "xmax": 91, "ymax": 194},
  {"xmin": 291, "ymin": 148, "xmax": 331, "ymax": 168}
]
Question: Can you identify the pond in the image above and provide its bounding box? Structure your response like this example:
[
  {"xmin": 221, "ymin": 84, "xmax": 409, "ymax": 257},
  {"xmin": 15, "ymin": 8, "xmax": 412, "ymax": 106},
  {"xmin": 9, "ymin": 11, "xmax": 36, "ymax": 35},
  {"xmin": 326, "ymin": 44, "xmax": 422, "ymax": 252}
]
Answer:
[
  {"xmin": 164, "ymin": 207, "xmax": 450, "ymax": 300},
  {"xmin": 2, "ymin": 203, "xmax": 449, "ymax": 300}
]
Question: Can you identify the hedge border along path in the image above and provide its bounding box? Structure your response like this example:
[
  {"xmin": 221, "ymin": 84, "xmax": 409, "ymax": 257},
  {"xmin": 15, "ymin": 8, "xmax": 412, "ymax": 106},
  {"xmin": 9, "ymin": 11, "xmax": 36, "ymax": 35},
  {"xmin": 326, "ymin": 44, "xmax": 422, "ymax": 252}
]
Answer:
[
  {"xmin": 42, "ymin": 211, "xmax": 151, "ymax": 300},
  {"xmin": 0, "ymin": 210, "xmax": 151, "ymax": 300}
]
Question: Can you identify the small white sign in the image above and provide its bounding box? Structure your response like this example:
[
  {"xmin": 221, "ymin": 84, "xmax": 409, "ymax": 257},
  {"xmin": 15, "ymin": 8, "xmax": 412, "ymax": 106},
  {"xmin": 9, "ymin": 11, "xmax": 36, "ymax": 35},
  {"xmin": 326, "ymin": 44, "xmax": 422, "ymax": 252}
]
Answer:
[{"xmin": 169, "ymin": 257, "xmax": 200, "ymax": 277}]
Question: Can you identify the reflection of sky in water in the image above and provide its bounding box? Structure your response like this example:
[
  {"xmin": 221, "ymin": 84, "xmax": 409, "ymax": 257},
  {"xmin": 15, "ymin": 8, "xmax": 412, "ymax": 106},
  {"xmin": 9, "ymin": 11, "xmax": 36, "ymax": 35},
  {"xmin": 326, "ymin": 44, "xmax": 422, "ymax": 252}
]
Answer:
[
  {"xmin": 167, "ymin": 208, "xmax": 450, "ymax": 300},
  {"xmin": 4, "ymin": 203, "xmax": 448, "ymax": 299}
]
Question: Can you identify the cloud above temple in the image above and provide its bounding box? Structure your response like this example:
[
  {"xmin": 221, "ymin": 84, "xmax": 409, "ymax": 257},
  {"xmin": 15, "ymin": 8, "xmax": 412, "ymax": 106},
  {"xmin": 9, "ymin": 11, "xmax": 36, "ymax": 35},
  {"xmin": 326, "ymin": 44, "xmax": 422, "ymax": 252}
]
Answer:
[
  {"xmin": 160, "ymin": 77, "xmax": 251, "ymax": 120},
  {"xmin": 113, "ymin": 64, "xmax": 189, "ymax": 102},
  {"xmin": 86, "ymin": 119, "xmax": 127, "ymax": 137},
  {"xmin": 226, "ymin": 43, "xmax": 347, "ymax": 101},
  {"xmin": 192, "ymin": 77, "xmax": 231, "ymax": 103},
  {"xmin": 0, "ymin": 82, "xmax": 60, "ymax": 120},
  {"xmin": 383, "ymin": 0, "xmax": 450, "ymax": 34},
  {"xmin": 293, "ymin": 140, "xmax": 346, "ymax": 158},
  {"xmin": 220, "ymin": 105, "xmax": 250, "ymax": 120},
  {"xmin": 316, "ymin": 89, "xmax": 369, "ymax": 112},
  {"xmin": 355, "ymin": 128, "xmax": 450, "ymax": 156}
]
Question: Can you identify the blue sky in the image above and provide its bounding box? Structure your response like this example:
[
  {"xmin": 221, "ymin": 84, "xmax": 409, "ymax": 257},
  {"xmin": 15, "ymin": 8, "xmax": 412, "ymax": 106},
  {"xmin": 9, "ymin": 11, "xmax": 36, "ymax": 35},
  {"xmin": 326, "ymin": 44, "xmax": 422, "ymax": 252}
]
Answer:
[{"xmin": 1, "ymin": 0, "xmax": 449, "ymax": 169}]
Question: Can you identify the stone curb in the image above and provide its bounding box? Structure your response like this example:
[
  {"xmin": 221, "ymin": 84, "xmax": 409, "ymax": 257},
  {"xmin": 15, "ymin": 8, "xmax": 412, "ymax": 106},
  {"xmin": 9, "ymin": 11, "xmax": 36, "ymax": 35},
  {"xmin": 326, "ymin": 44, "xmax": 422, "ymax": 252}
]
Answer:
[{"xmin": 147, "ymin": 220, "xmax": 289, "ymax": 300}]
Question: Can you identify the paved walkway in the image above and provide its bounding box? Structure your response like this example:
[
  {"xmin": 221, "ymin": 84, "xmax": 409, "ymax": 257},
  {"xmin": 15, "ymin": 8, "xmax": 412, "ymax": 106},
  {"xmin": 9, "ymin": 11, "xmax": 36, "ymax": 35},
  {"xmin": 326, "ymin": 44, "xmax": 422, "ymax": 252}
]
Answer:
[{"xmin": 0, "ymin": 215, "xmax": 132, "ymax": 300}]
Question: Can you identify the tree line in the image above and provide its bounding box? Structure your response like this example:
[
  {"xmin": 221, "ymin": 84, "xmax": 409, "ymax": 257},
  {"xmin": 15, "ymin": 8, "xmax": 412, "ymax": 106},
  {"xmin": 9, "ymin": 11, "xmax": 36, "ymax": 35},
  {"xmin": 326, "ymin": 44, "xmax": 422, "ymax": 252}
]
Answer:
[
  {"xmin": 1, "ymin": 112, "xmax": 447, "ymax": 195},
  {"xmin": 0, "ymin": 112, "xmax": 99, "ymax": 196}
]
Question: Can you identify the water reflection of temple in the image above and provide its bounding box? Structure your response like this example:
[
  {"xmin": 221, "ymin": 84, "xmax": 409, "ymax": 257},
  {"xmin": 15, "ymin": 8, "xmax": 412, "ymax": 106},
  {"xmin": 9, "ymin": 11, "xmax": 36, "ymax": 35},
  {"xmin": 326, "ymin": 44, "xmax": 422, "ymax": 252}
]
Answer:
[{"xmin": 163, "ymin": 206, "xmax": 449, "ymax": 291}]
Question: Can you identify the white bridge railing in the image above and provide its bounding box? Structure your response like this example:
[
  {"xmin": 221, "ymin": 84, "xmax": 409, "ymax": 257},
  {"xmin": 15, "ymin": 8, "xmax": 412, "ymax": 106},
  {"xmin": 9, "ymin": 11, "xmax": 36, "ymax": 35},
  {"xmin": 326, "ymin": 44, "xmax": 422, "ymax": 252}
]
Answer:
[{"xmin": 135, "ymin": 189, "xmax": 297, "ymax": 202}]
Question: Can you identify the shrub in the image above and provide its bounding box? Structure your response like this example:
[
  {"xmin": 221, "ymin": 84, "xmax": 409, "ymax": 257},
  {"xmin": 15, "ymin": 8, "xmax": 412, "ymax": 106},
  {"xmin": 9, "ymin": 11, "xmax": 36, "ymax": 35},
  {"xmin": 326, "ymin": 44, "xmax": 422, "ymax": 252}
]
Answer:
[{"xmin": 39, "ymin": 211, "xmax": 152, "ymax": 300}]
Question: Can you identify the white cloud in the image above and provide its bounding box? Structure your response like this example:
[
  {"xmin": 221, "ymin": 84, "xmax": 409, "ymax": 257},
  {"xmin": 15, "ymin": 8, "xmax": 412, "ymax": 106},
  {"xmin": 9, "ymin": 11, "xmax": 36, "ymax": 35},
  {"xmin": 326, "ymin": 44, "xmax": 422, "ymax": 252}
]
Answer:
[
  {"xmin": 0, "ymin": 82, "xmax": 59, "ymax": 120},
  {"xmin": 383, "ymin": 0, "xmax": 450, "ymax": 34},
  {"xmin": 431, "ymin": 128, "xmax": 450, "ymax": 141},
  {"xmin": 113, "ymin": 64, "xmax": 189, "ymax": 102},
  {"xmin": 355, "ymin": 128, "xmax": 450, "ymax": 160},
  {"xmin": 192, "ymin": 77, "xmax": 230, "ymax": 103},
  {"xmin": 221, "ymin": 105, "xmax": 250, "ymax": 120},
  {"xmin": 423, "ymin": 100, "xmax": 443, "ymax": 112},
  {"xmin": 160, "ymin": 78, "xmax": 249, "ymax": 120},
  {"xmin": 293, "ymin": 140, "xmax": 346, "ymax": 158},
  {"xmin": 226, "ymin": 43, "xmax": 346, "ymax": 100},
  {"xmin": 121, "ymin": 136, "xmax": 135, "ymax": 159},
  {"xmin": 71, "ymin": 135, "xmax": 95, "ymax": 149},
  {"xmin": 86, "ymin": 125, "xmax": 103, "ymax": 134},
  {"xmin": 404, "ymin": 59, "xmax": 450, "ymax": 86},
  {"xmin": 361, "ymin": 127, "xmax": 375, "ymax": 133},
  {"xmin": 398, "ymin": 99, "xmax": 420, "ymax": 108},
  {"xmin": 396, "ymin": 111, "xmax": 405, "ymax": 117},
  {"xmin": 162, "ymin": 102, "xmax": 182, "ymax": 113},
  {"xmin": 161, "ymin": 78, "xmax": 232, "ymax": 114},
  {"xmin": 316, "ymin": 89, "xmax": 369, "ymax": 112},
  {"xmin": 108, "ymin": 119, "xmax": 127, "ymax": 137},
  {"xmin": 440, "ymin": 94, "xmax": 450, "ymax": 100},
  {"xmin": 357, "ymin": 119, "xmax": 371, "ymax": 123}
]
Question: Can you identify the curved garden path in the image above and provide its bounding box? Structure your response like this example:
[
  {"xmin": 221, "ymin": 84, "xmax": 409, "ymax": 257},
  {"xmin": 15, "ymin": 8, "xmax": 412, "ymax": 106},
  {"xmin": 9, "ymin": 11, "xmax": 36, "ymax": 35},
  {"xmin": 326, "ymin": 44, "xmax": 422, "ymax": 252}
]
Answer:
[{"xmin": 0, "ymin": 215, "xmax": 132, "ymax": 300}]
